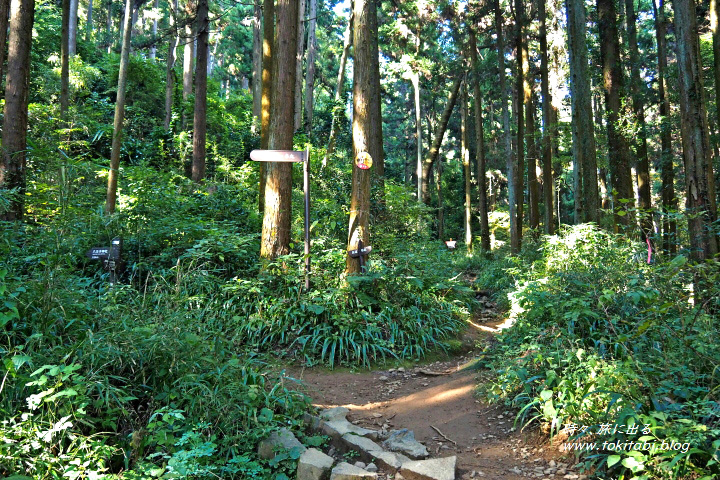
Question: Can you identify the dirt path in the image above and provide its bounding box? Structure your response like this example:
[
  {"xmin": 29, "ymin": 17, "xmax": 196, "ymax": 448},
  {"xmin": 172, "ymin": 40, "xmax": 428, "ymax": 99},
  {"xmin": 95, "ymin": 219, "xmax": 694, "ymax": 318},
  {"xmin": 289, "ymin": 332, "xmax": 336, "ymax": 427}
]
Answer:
[{"xmin": 289, "ymin": 315, "xmax": 586, "ymax": 480}]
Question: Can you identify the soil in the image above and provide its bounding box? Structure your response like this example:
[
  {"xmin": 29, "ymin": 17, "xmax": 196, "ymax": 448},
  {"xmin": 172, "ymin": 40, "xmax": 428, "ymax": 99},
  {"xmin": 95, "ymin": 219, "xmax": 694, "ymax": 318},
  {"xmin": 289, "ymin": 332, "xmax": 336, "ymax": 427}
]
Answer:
[{"xmin": 288, "ymin": 307, "xmax": 588, "ymax": 480}]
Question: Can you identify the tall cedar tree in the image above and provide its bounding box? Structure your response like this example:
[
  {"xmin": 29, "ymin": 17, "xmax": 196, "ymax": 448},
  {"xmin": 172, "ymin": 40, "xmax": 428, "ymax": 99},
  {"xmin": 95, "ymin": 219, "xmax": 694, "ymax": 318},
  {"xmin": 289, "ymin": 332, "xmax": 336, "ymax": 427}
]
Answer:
[
  {"xmin": 252, "ymin": 0, "xmax": 262, "ymax": 129},
  {"xmin": 598, "ymin": 0, "xmax": 634, "ymax": 229},
  {"xmin": 347, "ymin": 0, "xmax": 382, "ymax": 273},
  {"xmin": 191, "ymin": 0, "xmax": 209, "ymax": 182},
  {"xmin": 260, "ymin": 0, "xmax": 298, "ymax": 259},
  {"xmin": 653, "ymin": 0, "xmax": 677, "ymax": 253},
  {"xmin": 165, "ymin": 0, "xmax": 179, "ymax": 130},
  {"xmin": 182, "ymin": 0, "xmax": 195, "ymax": 128},
  {"xmin": 539, "ymin": 0, "xmax": 554, "ymax": 234},
  {"xmin": 462, "ymin": 78, "xmax": 472, "ymax": 248},
  {"xmin": 324, "ymin": 8, "xmax": 353, "ymax": 167},
  {"xmin": 0, "ymin": 0, "xmax": 34, "ymax": 220},
  {"xmin": 513, "ymin": 0, "xmax": 525, "ymax": 253},
  {"xmin": 105, "ymin": 0, "xmax": 136, "ymax": 214},
  {"xmin": 495, "ymin": 0, "xmax": 514, "ymax": 244},
  {"xmin": 61, "ymin": 0, "xmax": 70, "ymax": 119},
  {"xmin": 567, "ymin": 0, "xmax": 599, "ymax": 223},
  {"xmin": 672, "ymin": 0, "xmax": 719, "ymax": 260},
  {"xmin": 304, "ymin": 0, "xmax": 317, "ymax": 134},
  {"xmin": 259, "ymin": 0, "xmax": 274, "ymax": 212},
  {"xmin": 0, "ymin": 0, "xmax": 10, "ymax": 95},
  {"xmin": 293, "ymin": 0, "xmax": 306, "ymax": 131}
]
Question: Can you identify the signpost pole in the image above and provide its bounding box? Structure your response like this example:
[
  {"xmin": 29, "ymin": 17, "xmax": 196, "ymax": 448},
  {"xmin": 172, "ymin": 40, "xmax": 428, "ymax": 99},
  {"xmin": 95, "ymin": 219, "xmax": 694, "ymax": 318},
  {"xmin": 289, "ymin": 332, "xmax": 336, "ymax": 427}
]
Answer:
[{"xmin": 303, "ymin": 146, "xmax": 311, "ymax": 290}]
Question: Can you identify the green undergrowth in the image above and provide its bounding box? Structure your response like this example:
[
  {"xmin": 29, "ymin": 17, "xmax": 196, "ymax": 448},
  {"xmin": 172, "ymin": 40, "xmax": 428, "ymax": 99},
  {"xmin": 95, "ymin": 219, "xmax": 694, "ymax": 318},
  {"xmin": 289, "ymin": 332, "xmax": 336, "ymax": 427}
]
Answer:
[
  {"xmin": 1, "ymin": 159, "xmax": 474, "ymax": 478},
  {"xmin": 478, "ymin": 224, "xmax": 720, "ymax": 479}
]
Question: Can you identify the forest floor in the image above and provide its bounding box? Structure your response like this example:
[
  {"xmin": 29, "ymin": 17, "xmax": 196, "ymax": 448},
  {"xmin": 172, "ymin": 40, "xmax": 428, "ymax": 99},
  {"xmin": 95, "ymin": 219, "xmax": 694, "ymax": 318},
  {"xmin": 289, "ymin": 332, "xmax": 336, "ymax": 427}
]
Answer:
[{"xmin": 289, "ymin": 302, "xmax": 590, "ymax": 480}]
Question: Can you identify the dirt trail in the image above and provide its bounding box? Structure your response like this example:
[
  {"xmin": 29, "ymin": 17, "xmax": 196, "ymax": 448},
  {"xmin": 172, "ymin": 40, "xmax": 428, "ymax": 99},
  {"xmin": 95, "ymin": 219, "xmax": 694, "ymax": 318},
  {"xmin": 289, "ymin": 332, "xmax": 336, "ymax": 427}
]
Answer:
[{"xmin": 289, "ymin": 315, "xmax": 586, "ymax": 480}]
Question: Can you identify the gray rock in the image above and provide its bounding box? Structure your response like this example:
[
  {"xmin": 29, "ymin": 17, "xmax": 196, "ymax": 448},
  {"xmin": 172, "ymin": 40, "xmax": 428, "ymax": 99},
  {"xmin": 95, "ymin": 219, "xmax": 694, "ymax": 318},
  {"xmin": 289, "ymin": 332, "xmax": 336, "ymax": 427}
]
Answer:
[
  {"xmin": 330, "ymin": 462, "xmax": 378, "ymax": 480},
  {"xmin": 340, "ymin": 434, "xmax": 384, "ymax": 462},
  {"xmin": 297, "ymin": 448, "xmax": 335, "ymax": 480},
  {"xmin": 399, "ymin": 456, "xmax": 457, "ymax": 480},
  {"xmin": 304, "ymin": 412, "xmax": 323, "ymax": 430},
  {"xmin": 257, "ymin": 428, "xmax": 307, "ymax": 460},
  {"xmin": 371, "ymin": 450, "xmax": 411, "ymax": 471},
  {"xmin": 320, "ymin": 406, "xmax": 350, "ymax": 421},
  {"xmin": 353, "ymin": 461, "xmax": 367, "ymax": 469},
  {"xmin": 382, "ymin": 429, "xmax": 428, "ymax": 459},
  {"xmin": 322, "ymin": 419, "xmax": 379, "ymax": 441},
  {"xmin": 366, "ymin": 463, "xmax": 378, "ymax": 473}
]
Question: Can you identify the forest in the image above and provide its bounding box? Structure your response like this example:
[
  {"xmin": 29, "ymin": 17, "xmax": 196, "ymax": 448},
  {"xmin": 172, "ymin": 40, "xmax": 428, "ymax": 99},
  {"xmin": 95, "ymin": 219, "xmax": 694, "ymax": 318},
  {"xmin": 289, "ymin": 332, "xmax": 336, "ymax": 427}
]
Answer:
[{"xmin": 0, "ymin": 0, "xmax": 719, "ymax": 478}]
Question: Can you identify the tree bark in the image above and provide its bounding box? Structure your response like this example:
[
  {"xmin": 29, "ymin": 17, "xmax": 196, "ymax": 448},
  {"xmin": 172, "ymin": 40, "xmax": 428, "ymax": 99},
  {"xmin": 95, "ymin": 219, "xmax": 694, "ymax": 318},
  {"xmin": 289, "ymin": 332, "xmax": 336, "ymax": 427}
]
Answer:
[
  {"xmin": 567, "ymin": 0, "xmax": 599, "ymax": 223},
  {"xmin": 598, "ymin": 0, "xmax": 633, "ymax": 230},
  {"xmin": 539, "ymin": 0, "xmax": 554, "ymax": 234},
  {"xmin": 0, "ymin": 0, "xmax": 9, "ymax": 98},
  {"xmin": 462, "ymin": 79, "xmax": 472, "ymax": 248},
  {"xmin": 191, "ymin": 0, "xmax": 208, "ymax": 183},
  {"xmin": 495, "ymin": 0, "xmax": 514, "ymax": 248},
  {"xmin": 0, "ymin": 0, "xmax": 33, "ymax": 221},
  {"xmin": 68, "ymin": 0, "xmax": 78, "ymax": 55},
  {"xmin": 261, "ymin": 0, "xmax": 298, "ymax": 259},
  {"xmin": 324, "ymin": 8, "xmax": 352, "ymax": 167},
  {"xmin": 347, "ymin": 0, "xmax": 382, "ymax": 273},
  {"xmin": 293, "ymin": 0, "xmax": 306, "ymax": 131},
  {"xmin": 182, "ymin": 0, "xmax": 195, "ymax": 129},
  {"xmin": 653, "ymin": 0, "xmax": 676, "ymax": 253},
  {"xmin": 164, "ymin": 0, "xmax": 178, "ymax": 130},
  {"xmin": 437, "ymin": 154, "xmax": 444, "ymax": 240},
  {"xmin": 105, "ymin": 0, "xmax": 112, "ymax": 53},
  {"xmin": 420, "ymin": 76, "xmax": 463, "ymax": 204},
  {"xmin": 470, "ymin": 27, "xmax": 490, "ymax": 251},
  {"xmin": 105, "ymin": 0, "xmax": 134, "ymax": 215},
  {"xmin": 150, "ymin": 0, "xmax": 158, "ymax": 59},
  {"xmin": 61, "ymin": 0, "xmax": 70, "ymax": 119},
  {"xmin": 513, "ymin": 0, "xmax": 525, "ymax": 253},
  {"xmin": 626, "ymin": 0, "xmax": 653, "ymax": 244},
  {"xmin": 526, "ymin": 70, "xmax": 540, "ymax": 232},
  {"xmin": 252, "ymin": 0, "xmax": 262, "ymax": 131},
  {"xmin": 673, "ymin": 0, "xmax": 719, "ymax": 260},
  {"xmin": 304, "ymin": 0, "xmax": 317, "ymax": 134},
  {"xmin": 259, "ymin": 0, "xmax": 274, "ymax": 213}
]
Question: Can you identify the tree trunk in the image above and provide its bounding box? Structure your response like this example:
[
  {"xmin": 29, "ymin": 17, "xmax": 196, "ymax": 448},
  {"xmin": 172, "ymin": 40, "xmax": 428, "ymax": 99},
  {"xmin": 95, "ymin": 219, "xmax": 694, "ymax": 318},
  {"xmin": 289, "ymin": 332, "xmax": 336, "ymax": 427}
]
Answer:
[
  {"xmin": 293, "ymin": 0, "xmax": 306, "ymax": 131},
  {"xmin": 68, "ymin": 0, "xmax": 78, "ymax": 55},
  {"xmin": 470, "ymin": 27, "xmax": 490, "ymax": 251},
  {"xmin": 150, "ymin": 0, "xmax": 158, "ymax": 59},
  {"xmin": 105, "ymin": 0, "xmax": 112, "ymax": 53},
  {"xmin": 61, "ymin": 0, "xmax": 70, "ymax": 119},
  {"xmin": 191, "ymin": 0, "xmax": 208, "ymax": 183},
  {"xmin": 252, "ymin": 0, "xmax": 262, "ymax": 131},
  {"xmin": 85, "ymin": 0, "xmax": 92, "ymax": 42},
  {"xmin": 105, "ymin": 0, "xmax": 134, "ymax": 215},
  {"xmin": 259, "ymin": 0, "xmax": 274, "ymax": 213},
  {"xmin": 420, "ymin": 76, "xmax": 463, "ymax": 204},
  {"xmin": 261, "ymin": 0, "xmax": 298, "ymax": 259},
  {"xmin": 653, "ymin": 0, "xmax": 676, "ymax": 253},
  {"xmin": 495, "ymin": 0, "xmax": 514, "ymax": 249},
  {"xmin": 567, "ymin": 0, "xmax": 599, "ymax": 223},
  {"xmin": 462, "ymin": 79, "xmax": 472, "ymax": 248},
  {"xmin": 0, "ymin": 0, "xmax": 33, "ymax": 221},
  {"xmin": 673, "ymin": 0, "xmax": 719, "ymax": 260},
  {"xmin": 539, "ymin": 0, "xmax": 554, "ymax": 234},
  {"xmin": 304, "ymin": 0, "xmax": 317, "ymax": 134},
  {"xmin": 0, "ymin": 0, "xmax": 9, "ymax": 98},
  {"xmin": 347, "ymin": 0, "xmax": 382, "ymax": 273},
  {"xmin": 513, "ymin": 0, "xmax": 525, "ymax": 253},
  {"xmin": 598, "ymin": 0, "xmax": 633, "ymax": 230},
  {"xmin": 164, "ymin": 0, "xmax": 178, "ymax": 130},
  {"xmin": 626, "ymin": 0, "xmax": 653, "ymax": 244},
  {"xmin": 526, "ymin": 73, "xmax": 540, "ymax": 232},
  {"xmin": 323, "ymin": 8, "xmax": 352, "ymax": 167},
  {"xmin": 182, "ymin": 0, "xmax": 195, "ymax": 129}
]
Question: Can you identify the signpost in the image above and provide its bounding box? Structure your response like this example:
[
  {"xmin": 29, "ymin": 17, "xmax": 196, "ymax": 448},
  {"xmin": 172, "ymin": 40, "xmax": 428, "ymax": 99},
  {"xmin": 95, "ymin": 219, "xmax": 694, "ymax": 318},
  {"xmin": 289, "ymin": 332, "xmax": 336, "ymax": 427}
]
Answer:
[
  {"xmin": 349, "ymin": 239, "xmax": 372, "ymax": 272},
  {"xmin": 250, "ymin": 147, "xmax": 311, "ymax": 290},
  {"xmin": 87, "ymin": 237, "xmax": 123, "ymax": 284}
]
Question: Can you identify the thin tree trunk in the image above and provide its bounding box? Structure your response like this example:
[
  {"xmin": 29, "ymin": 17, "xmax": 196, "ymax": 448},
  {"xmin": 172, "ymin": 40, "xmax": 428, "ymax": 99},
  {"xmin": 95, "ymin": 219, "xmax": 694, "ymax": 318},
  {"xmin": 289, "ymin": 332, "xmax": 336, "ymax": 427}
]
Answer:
[
  {"xmin": 0, "ymin": 0, "xmax": 9, "ymax": 97},
  {"xmin": 495, "ymin": 0, "xmax": 514, "ymax": 249},
  {"xmin": 105, "ymin": 0, "xmax": 112, "ymax": 53},
  {"xmin": 324, "ymin": 8, "xmax": 352, "ymax": 167},
  {"xmin": 61, "ymin": 0, "xmax": 70, "ymax": 119},
  {"xmin": 0, "ymin": 0, "xmax": 33, "ymax": 221},
  {"xmin": 420, "ymin": 76, "xmax": 463, "ymax": 204},
  {"xmin": 673, "ymin": 0, "xmax": 719, "ymax": 260},
  {"xmin": 182, "ymin": 0, "xmax": 195, "ymax": 129},
  {"xmin": 626, "ymin": 0, "xmax": 653, "ymax": 244},
  {"xmin": 252, "ymin": 0, "xmax": 262, "ymax": 132},
  {"xmin": 413, "ymin": 70, "xmax": 422, "ymax": 200},
  {"xmin": 436, "ymin": 155, "xmax": 444, "ymax": 240},
  {"xmin": 68, "ymin": 0, "xmax": 78, "ymax": 55},
  {"xmin": 526, "ymin": 81, "xmax": 540, "ymax": 232},
  {"xmin": 86, "ymin": 0, "xmax": 93, "ymax": 42},
  {"xmin": 261, "ymin": 0, "xmax": 298, "ymax": 259},
  {"xmin": 567, "ymin": 0, "xmax": 599, "ymax": 223},
  {"xmin": 462, "ymin": 79, "xmax": 472, "ymax": 248},
  {"xmin": 347, "ymin": 0, "xmax": 381, "ymax": 273},
  {"xmin": 259, "ymin": 0, "xmax": 274, "ymax": 213},
  {"xmin": 599, "ymin": 0, "xmax": 634, "ymax": 230},
  {"xmin": 304, "ymin": 0, "xmax": 317, "ymax": 134},
  {"xmin": 164, "ymin": 0, "xmax": 178, "ymax": 130},
  {"xmin": 150, "ymin": 0, "xmax": 158, "ymax": 59},
  {"xmin": 539, "ymin": 0, "xmax": 554, "ymax": 234},
  {"xmin": 293, "ymin": 0, "xmax": 306, "ymax": 131},
  {"xmin": 191, "ymin": 0, "xmax": 208, "ymax": 183},
  {"xmin": 513, "ymin": 0, "xmax": 525, "ymax": 253},
  {"xmin": 653, "ymin": 0, "xmax": 676, "ymax": 253},
  {"xmin": 105, "ymin": 0, "xmax": 134, "ymax": 215},
  {"xmin": 470, "ymin": 27, "xmax": 490, "ymax": 251}
]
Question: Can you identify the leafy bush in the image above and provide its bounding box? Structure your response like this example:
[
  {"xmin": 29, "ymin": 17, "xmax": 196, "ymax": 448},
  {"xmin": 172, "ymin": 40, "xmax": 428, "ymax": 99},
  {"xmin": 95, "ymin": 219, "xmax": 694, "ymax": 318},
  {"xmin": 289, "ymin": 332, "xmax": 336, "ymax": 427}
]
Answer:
[{"xmin": 482, "ymin": 225, "xmax": 720, "ymax": 479}]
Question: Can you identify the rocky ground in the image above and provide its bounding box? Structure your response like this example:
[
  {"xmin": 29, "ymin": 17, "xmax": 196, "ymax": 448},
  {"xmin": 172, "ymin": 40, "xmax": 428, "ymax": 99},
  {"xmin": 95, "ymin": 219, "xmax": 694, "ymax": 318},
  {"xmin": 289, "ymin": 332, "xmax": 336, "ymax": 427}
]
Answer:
[{"xmin": 288, "ymin": 312, "xmax": 591, "ymax": 480}]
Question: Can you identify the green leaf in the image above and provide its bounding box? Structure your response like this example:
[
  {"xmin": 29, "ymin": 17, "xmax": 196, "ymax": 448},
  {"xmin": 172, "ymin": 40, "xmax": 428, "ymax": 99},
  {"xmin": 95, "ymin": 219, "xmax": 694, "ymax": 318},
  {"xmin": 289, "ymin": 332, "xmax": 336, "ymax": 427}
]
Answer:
[
  {"xmin": 622, "ymin": 456, "xmax": 644, "ymax": 472},
  {"xmin": 607, "ymin": 455, "xmax": 621, "ymax": 468},
  {"xmin": 540, "ymin": 390, "xmax": 553, "ymax": 401}
]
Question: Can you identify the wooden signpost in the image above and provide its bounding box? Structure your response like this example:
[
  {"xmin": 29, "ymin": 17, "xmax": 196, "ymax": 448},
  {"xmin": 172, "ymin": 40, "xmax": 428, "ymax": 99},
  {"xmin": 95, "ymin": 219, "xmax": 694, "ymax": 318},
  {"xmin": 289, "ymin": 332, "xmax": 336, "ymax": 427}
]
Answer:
[
  {"xmin": 250, "ymin": 147, "xmax": 311, "ymax": 290},
  {"xmin": 349, "ymin": 239, "xmax": 372, "ymax": 272}
]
